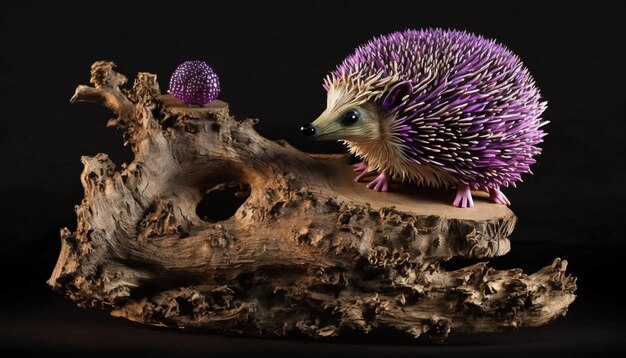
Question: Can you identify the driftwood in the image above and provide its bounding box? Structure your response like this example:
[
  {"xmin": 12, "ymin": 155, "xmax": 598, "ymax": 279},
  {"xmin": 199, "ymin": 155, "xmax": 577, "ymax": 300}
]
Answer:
[{"xmin": 48, "ymin": 61, "xmax": 576, "ymax": 342}]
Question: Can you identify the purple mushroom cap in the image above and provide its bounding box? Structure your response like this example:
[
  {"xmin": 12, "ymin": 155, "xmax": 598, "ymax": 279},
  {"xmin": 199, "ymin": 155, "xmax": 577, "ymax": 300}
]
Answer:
[{"xmin": 168, "ymin": 60, "xmax": 220, "ymax": 105}]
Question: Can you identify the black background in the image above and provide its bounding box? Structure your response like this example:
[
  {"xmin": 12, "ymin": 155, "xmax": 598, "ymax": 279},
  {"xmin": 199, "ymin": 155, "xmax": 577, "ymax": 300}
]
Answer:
[{"xmin": 1, "ymin": 1, "xmax": 625, "ymax": 356}]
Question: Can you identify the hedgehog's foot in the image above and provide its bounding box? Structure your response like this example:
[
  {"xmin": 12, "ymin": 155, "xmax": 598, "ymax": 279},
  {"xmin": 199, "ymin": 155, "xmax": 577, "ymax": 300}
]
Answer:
[
  {"xmin": 353, "ymin": 162, "xmax": 367, "ymax": 172},
  {"xmin": 453, "ymin": 183, "xmax": 474, "ymax": 208},
  {"xmin": 489, "ymin": 187, "xmax": 511, "ymax": 206},
  {"xmin": 366, "ymin": 171, "xmax": 389, "ymax": 192},
  {"xmin": 353, "ymin": 162, "xmax": 373, "ymax": 182}
]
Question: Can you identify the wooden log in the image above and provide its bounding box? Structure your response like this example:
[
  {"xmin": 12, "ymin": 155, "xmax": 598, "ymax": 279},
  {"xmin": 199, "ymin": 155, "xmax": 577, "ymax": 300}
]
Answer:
[{"xmin": 48, "ymin": 61, "xmax": 576, "ymax": 342}]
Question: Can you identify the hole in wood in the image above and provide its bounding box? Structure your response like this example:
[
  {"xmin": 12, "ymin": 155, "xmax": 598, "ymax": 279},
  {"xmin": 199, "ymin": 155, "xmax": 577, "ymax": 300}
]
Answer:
[{"xmin": 196, "ymin": 182, "xmax": 250, "ymax": 222}]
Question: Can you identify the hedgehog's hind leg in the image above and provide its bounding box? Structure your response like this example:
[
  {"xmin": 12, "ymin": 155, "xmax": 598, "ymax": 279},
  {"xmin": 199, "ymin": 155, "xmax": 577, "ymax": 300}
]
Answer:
[
  {"xmin": 453, "ymin": 183, "xmax": 474, "ymax": 208},
  {"xmin": 366, "ymin": 171, "xmax": 389, "ymax": 192},
  {"xmin": 489, "ymin": 186, "xmax": 511, "ymax": 206}
]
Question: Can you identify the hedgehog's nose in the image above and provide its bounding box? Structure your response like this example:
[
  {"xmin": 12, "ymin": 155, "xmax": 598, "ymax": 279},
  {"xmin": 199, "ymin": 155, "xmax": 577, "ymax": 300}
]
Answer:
[{"xmin": 300, "ymin": 123, "xmax": 316, "ymax": 136}]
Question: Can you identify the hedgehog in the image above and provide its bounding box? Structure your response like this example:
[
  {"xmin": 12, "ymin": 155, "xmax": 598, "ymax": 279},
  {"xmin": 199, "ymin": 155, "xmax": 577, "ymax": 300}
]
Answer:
[
  {"xmin": 168, "ymin": 60, "xmax": 220, "ymax": 105},
  {"xmin": 300, "ymin": 28, "xmax": 547, "ymax": 208}
]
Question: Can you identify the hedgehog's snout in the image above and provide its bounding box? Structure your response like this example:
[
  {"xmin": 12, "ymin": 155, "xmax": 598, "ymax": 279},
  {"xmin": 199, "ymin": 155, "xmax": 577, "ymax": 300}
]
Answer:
[{"xmin": 300, "ymin": 123, "xmax": 316, "ymax": 137}]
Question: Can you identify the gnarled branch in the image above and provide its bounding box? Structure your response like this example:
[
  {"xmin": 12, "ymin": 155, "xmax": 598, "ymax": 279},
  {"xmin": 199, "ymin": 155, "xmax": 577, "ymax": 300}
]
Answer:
[{"xmin": 49, "ymin": 61, "xmax": 576, "ymax": 342}]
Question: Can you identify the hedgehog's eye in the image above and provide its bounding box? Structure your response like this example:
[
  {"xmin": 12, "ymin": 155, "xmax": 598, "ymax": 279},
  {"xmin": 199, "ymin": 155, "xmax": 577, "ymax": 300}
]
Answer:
[{"xmin": 341, "ymin": 110, "xmax": 360, "ymax": 126}]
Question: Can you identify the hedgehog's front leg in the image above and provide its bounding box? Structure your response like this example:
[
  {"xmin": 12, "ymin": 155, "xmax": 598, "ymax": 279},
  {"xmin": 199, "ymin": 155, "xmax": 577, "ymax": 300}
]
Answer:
[
  {"xmin": 366, "ymin": 171, "xmax": 389, "ymax": 192},
  {"xmin": 353, "ymin": 161, "xmax": 374, "ymax": 182},
  {"xmin": 353, "ymin": 161, "xmax": 367, "ymax": 172},
  {"xmin": 453, "ymin": 183, "xmax": 474, "ymax": 208}
]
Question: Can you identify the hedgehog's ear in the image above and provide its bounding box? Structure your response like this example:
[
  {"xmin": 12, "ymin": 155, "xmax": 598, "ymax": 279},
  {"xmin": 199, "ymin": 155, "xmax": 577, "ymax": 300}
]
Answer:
[{"xmin": 381, "ymin": 81, "xmax": 413, "ymax": 113}]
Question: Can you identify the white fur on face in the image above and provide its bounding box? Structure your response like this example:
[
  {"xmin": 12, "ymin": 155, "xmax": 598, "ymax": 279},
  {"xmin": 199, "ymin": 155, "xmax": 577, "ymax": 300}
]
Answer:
[{"xmin": 309, "ymin": 89, "xmax": 381, "ymax": 141}]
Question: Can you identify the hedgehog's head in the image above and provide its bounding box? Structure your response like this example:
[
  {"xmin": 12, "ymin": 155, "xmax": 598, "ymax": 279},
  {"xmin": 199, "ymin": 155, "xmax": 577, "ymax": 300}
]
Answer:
[
  {"xmin": 301, "ymin": 86, "xmax": 381, "ymax": 141},
  {"xmin": 301, "ymin": 77, "xmax": 412, "ymax": 143}
]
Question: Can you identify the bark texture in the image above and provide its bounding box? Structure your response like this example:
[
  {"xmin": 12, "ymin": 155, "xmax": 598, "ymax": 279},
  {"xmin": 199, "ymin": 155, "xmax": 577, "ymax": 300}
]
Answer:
[{"xmin": 48, "ymin": 61, "xmax": 576, "ymax": 342}]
